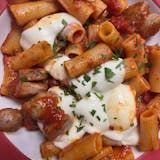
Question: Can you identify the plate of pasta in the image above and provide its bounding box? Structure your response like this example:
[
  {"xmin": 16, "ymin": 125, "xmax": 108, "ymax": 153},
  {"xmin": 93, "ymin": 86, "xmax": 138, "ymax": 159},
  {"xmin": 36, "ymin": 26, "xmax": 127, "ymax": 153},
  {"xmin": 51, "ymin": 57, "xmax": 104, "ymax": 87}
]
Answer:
[{"xmin": 0, "ymin": 0, "xmax": 160, "ymax": 160}]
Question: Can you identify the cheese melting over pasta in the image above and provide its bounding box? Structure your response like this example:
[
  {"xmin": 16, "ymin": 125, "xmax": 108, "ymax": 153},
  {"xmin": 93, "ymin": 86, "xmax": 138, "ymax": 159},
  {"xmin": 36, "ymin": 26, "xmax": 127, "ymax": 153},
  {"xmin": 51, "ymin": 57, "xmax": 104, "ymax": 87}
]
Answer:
[
  {"xmin": 20, "ymin": 13, "xmax": 81, "ymax": 49},
  {"xmin": 48, "ymin": 85, "xmax": 138, "ymax": 149}
]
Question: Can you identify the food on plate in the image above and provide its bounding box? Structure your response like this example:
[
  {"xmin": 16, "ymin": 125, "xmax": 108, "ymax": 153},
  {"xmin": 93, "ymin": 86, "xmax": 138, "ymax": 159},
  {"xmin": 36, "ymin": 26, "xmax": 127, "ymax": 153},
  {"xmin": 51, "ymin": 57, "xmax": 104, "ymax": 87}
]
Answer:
[
  {"xmin": 0, "ymin": 108, "xmax": 22, "ymax": 132},
  {"xmin": 0, "ymin": 0, "xmax": 160, "ymax": 159}
]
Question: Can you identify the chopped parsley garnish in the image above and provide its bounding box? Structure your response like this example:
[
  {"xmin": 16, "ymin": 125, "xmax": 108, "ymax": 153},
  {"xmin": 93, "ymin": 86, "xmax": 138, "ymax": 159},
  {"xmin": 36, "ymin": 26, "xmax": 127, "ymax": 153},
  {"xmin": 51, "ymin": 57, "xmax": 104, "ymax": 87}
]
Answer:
[
  {"xmin": 130, "ymin": 123, "xmax": 134, "ymax": 127},
  {"xmin": 77, "ymin": 115, "xmax": 84, "ymax": 120},
  {"xmin": 82, "ymin": 80, "xmax": 86, "ymax": 86},
  {"xmin": 114, "ymin": 117, "xmax": 117, "ymax": 120},
  {"xmin": 112, "ymin": 48, "xmax": 123, "ymax": 60},
  {"xmin": 76, "ymin": 126, "xmax": 84, "ymax": 132},
  {"xmin": 72, "ymin": 111, "xmax": 76, "ymax": 117},
  {"xmin": 52, "ymin": 19, "xmax": 68, "ymax": 55},
  {"xmin": 86, "ymin": 41, "xmax": 97, "ymax": 49},
  {"xmin": 115, "ymin": 61, "xmax": 124, "ymax": 69},
  {"xmin": 138, "ymin": 62, "xmax": 152, "ymax": 71},
  {"xmin": 93, "ymin": 66, "xmax": 101, "ymax": 75},
  {"xmin": 92, "ymin": 81, "xmax": 97, "ymax": 88},
  {"xmin": 69, "ymin": 101, "xmax": 76, "ymax": 108},
  {"xmin": 65, "ymin": 130, "xmax": 69, "ymax": 135},
  {"xmin": 104, "ymin": 67, "xmax": 115, "ymax": 82},
  {"xmin": 63, "ymin": 89, "xmax": 70, "ymax": 96},
  {"xmin": 89, "ymin": 122, "xmax": 94, "ymax": 126},
  {"xmin": 83, "ymin": 74, "xmax": 91, "ymax": 82},
  {"xmin": 70, "ymin": 83, "xmax": 77, "ymax": 90},
  {"xmin": 103, "ymin": 119, "xmax": 107, "ymax": 122},
  {"xmin": 94, "ymin": 92, "xmax": 104, "ymax": 101},
  {"xmin": 90, "ymin": 110, "xmax": 96, "ymax": 116},
  {"xmin": 102, "ymin": 104, "xmax": 106, "ymax": 113},
  {"xmin": 20, "ymin": 76, "xmax": 28, "ymax": 82},
  {"xmin": 96, "ymin": 116, "xmax": 101, "ymax": 121},
  {"xmin": 86, "ymin": 92, "xmax": 91, "ymax": 97},
  {"xmin": 62, "ymin": 19, "xmax": 68, "ymax": 26},
  {"xmin": 38, "ymin": 27, "xmax": 42, "ymax": 30}
]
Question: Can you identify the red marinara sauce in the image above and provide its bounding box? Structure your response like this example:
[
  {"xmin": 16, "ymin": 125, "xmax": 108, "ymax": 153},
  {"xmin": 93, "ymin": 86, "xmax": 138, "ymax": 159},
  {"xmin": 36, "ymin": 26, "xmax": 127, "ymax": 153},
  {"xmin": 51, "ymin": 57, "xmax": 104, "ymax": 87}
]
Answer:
[
  {"xmin": 39, "ymin": 96, "xmax": 66, "ymax": 127},
  {"xmin": 110, "ymin": 16, "xmax": 135, "ymax": 34}
]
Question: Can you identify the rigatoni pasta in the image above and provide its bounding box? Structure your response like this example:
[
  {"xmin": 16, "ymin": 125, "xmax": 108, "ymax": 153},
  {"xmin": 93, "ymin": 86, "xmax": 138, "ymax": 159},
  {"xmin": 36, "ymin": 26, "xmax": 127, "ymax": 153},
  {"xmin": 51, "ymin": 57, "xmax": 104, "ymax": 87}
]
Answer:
[
  {"xmin": 9, "ymin": 1, "xmax": 60, "ymax": 26},
  {"xmin": 139, "ymin": 109, "xmax": 159, "ymax": 151},
  {"xmin": 98, "ymin": 21, "xmax": 123, "ymax": 50},
  {"xmin": 12, "ymin": 41, "xmax": 53, "ymax": 70},
  {"xmin": 148, "ymin": 46, "xmax": 160, "ymax": 93},
  {"xmin": 59, "ymin": 133, "xmax": 102, "ymax": 160},
  {"xmin": 64, "ymin": 43, "xmax": 113, "ymax": 78}
]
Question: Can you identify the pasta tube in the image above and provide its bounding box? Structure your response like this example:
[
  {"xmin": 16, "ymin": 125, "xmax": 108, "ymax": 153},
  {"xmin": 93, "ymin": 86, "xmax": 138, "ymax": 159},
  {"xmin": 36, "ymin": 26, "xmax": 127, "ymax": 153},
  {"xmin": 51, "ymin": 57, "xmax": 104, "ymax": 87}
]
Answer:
[
  {"xmin": 89, "ymin": 0, "xmax": 107, "ymax": 19},
  {"xmin": 88, "ymin": 24, "xmax": 100, "ymax": 42},
  {"xmin": 0, "ymin": 56, "xmax": 18, "ymax": 96},
  {"xmin": 9, "ymin": 1, "xmax": 60, "ymax": 26},
  {"xmin": 65, "ymin": 44, "xmax": 83, "ymax": 58},
  {"xmin": 148, "ymin": 46, "xmax": 160, "ymax": 93},
  {"xmin": 122, "ymin": 34, "xmax": 147, "ymax": 75},
  {"xmin": 57, "ymin": 0, "xmax": 94, "ymax": 24},
  {"xmin": 1, "ymin": 24, "xmax": 22, "ymax": 56},
  {"xmin": 8, "ymin": 0, "xmax": 29, "ymax": 4},
  {"xmin": 124, "ymin": 58, "xmax": 138, "ymax": 80},
  {"xmin": 64, "ymin": 43, "xmax": 113, "ymax": 78},
  {"xmin": 98, "ymin": 21, "xmax": 123, "ymax": 50},
  {"xmin": 127, "ymin": 75, "xmax": 150, "ymax": 96},
  {"xmin": 147, "ymin": 96, "xmax": 160, "ymax": 120},
  {"xmin": 40, "ymin": 141, "xmax": 60, "ymax": 158},
  {"xmin": 59, "ymin": 133, "xmax": 102, "ymax": 160},
  {"xmin": 139, "ymin": 109, "xmax": 159, "ymax": 151},
  {"xmin": 62, "ymin": 23, "xmax": 86, "ymax": 43},
  {"xmin": 12, "ymin": 41, "xmax": 53, "ymax": 70}
]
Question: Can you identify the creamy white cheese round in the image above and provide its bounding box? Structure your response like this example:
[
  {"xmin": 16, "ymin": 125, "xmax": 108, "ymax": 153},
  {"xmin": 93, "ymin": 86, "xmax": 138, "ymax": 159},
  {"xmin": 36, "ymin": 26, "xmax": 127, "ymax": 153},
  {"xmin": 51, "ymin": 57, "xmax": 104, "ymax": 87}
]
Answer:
[
  {"xmin": 70, "ymin": 58, "xmax": 125, "ymax": 97},
  {"xmin": 20, "ymin": 13, "xmax": 81, "ymax": 49},
  {"xmin": 45, "ymin": 55, "xmax": 70, "ymax": 81}
]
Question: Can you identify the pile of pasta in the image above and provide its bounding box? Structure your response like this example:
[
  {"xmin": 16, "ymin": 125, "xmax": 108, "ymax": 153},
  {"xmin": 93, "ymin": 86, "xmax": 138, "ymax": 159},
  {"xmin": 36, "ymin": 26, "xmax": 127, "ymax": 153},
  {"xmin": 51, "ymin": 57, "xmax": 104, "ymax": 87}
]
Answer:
[{"xmin": 0, "ymin": 0, "xmax": 160, "ymax": 160}]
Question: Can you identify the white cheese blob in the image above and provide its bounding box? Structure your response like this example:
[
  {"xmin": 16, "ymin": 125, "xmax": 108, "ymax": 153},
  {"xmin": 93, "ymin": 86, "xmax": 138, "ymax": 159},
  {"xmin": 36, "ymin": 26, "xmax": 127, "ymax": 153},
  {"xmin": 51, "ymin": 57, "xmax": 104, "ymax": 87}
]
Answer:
[
  {"xmin": 75, "ymin": 92, "xmax": 109, "ymax": 132},
  {"xmin": 103, "ymin": 120, "xmax": 139, "ymax": 146},
  {"xmin": 47, "ymin": 85, "xmax": 138, "ymax": 149},
  {"xmin": 105, "ymin": 84, "xmax": 136, "ymax": 130},
  {"xmin": 70, "ymin": 59, "xmax": 125, "ymax": 97},
  {"xmin": 20, "ymin": 13, "xmax": 81, "ymax": 49},
  {"xmin": 45, "ymin": 55, "xmax": 70, "ymax": 81}
]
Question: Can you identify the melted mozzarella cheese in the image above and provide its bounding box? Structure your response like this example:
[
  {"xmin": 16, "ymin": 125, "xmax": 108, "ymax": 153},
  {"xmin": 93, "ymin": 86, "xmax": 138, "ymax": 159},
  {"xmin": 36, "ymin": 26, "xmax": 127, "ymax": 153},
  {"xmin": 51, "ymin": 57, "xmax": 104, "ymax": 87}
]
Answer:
[
  {"xmin": 47, "ymin": 85, "xmax": 138, "ymax": 149},
  {"xmin": 75, "ymin": 92, "xmax": 109, "ymax": 132},
  {"xmin": 70, "ymin": 59, "xmax": 125, "ymax": 97},
  {"xmin": 45, "ymin": 55, "xmax": 70, "ymax": 81},
  {"xmin": 103, "ymin": 120, "xmax": 139, "ymax": 145},
  {"xmin": 20, "ymin": 13, "xmax": 81, "ymax": 49},
  {"xmin": 105, "ymin": 84, "xmax": 136, "ymax": 130}
]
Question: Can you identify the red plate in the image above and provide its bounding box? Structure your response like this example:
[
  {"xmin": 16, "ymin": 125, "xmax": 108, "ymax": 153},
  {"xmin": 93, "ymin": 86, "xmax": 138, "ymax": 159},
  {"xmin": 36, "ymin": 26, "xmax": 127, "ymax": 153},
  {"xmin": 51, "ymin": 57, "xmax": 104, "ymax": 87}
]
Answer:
[{"xmin": 0, "ymin": 0, "xmax": 160, "ymax": 160}]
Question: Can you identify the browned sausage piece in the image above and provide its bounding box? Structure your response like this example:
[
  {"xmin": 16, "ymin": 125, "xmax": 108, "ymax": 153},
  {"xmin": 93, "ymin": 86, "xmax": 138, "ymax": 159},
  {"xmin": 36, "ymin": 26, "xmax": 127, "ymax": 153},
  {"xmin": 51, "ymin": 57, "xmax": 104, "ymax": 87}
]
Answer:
[{"xmin": 0, "ymin": 108, "xmax": 23, "ymax": 132}]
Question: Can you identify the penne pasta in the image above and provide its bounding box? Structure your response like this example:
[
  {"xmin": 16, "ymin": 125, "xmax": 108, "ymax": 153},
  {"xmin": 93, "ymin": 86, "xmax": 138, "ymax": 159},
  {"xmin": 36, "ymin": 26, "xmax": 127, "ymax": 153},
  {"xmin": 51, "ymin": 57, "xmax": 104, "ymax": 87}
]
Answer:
[
  {"xmin": 1, "ymin": 24, "xmax": 22, "ymax": 56},
  {"xmin": 122, "ymin": 34, "xmax": 147, "ymax": 75},
  {"xmin": 98, "ymin": 21, "xmax": 123, "ymax": 50},
  {"xmin": 124, "ymin": 58, "xmax": 138, "ymax": 80},
  {"xmin": 127, "ymin": 75, "xmax": 150, "ymax": 96},
  {"xmin": 40, "ymin": 141, "xmax": 61, "ymax": 158},
  {"xmin": 64, "ymin": 43, "xmax": 113, "ymax": 78},
  {"xmin": 59, "ymin": 133, "xmax": 102, "ymax": 160},
  {"xmin": 102, "ymin": 136, "xmax": 122, "ymax": 146},
  {"xmin": 57, "ymin": 0, "xmax": 94, "ymax": 24},
  {"xmin": 139, "ymin": 109, "xmax": 159, "ymax": 151},
  {"xmin": 0, "ymin": 56, "xmax": 18, "ymax": 96},
  {"xmin": 147, "ymin": 96, "xmax": 160, "ymax": 120},
  {"xmin": 89, "ymin": 0, "xmax": 107, "ymax": 19},
  {"xmin": 148, "ymin": 46, "xmax": 160, "ymax": 93},
  {"xmin": 88, "ymin": 24, "xmax": 100, "ymax": 42},
  {"xmin": 12, "ymin": 41, "xmax": 53, "ymax": 70},
  {"xmin": 62, "ymin": 23, "xmax": 86, "ymax": 43},
  {"xmin": 65, "ymin": 44, "xmax": 83, "ymax": 58},
  {"xmin": 9, "ymin": 1, "xmax": 60, "ymax": 26}
]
